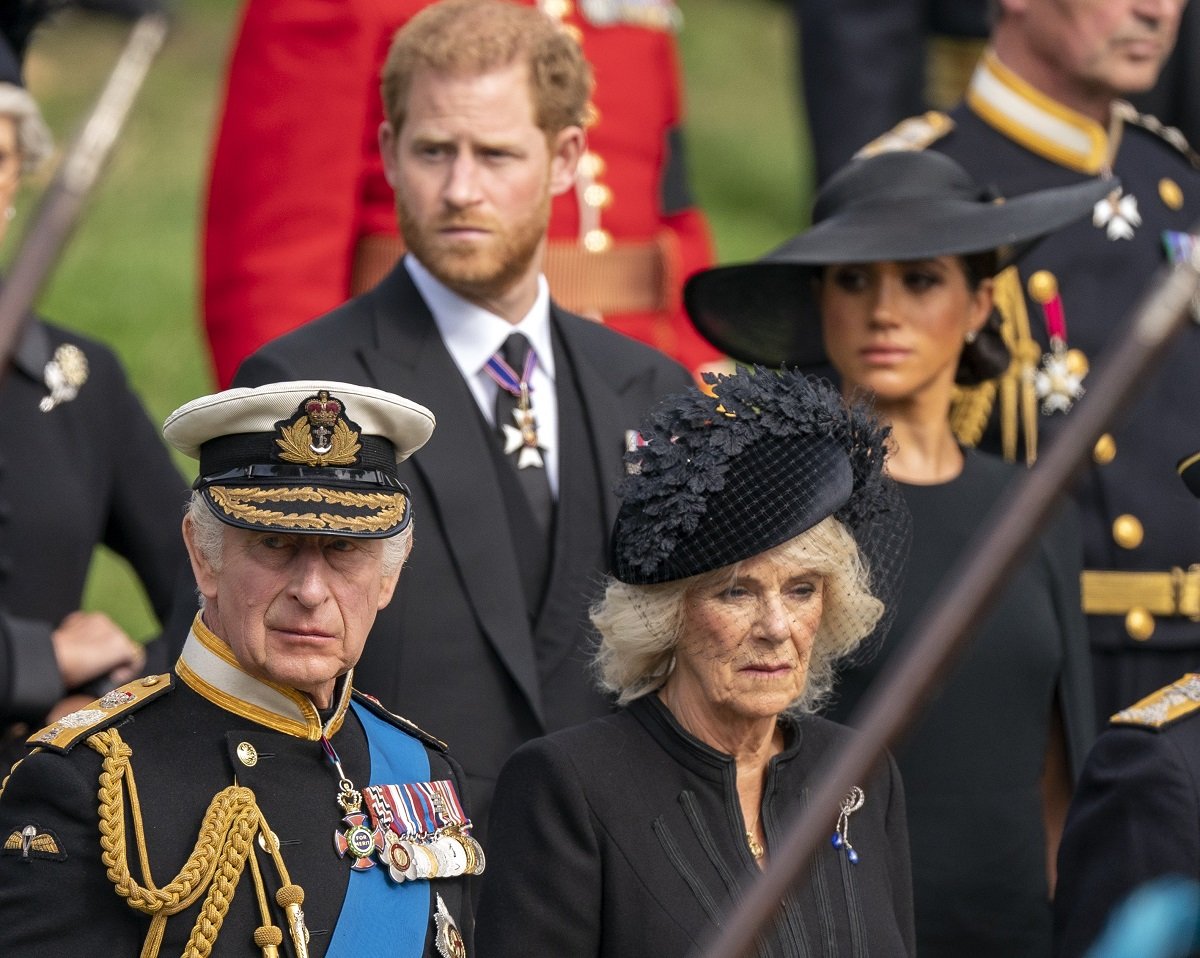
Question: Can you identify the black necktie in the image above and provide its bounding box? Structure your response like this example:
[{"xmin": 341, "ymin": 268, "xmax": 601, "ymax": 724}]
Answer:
[{"xmin": 494, "ymin": 332, "xmax": 554, "ymax": 533}]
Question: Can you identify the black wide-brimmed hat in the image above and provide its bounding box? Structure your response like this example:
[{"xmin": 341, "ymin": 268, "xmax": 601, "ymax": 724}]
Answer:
[
  {"xmin": 164, "ymin": 381, "xmax": 435, "ymax": 538},
  {"xmin": 684, "ymin": 151, "xmax": 1115, "ymax": 367},
  {"xmin": 611, "ymin": 366, "xmax": 907, "ymax": 596}
]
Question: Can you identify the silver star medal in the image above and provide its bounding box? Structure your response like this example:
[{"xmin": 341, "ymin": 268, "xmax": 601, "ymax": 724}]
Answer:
[
  {"xmin": 434, "ymin": 894, "xmax": 467, "ymax": 958},
  {"xmin": 40, "ymin": 343, "xmax": 89, "ymax": 412},
  {"xmin": 1093, "ymin": 188, "xmax": 1141, "ymax": 241},
  {"xmin": 501, "ymin": 387, "xmax": 546, "ymax": 469},
  {"xmin": 1033, "ymin": 347, "xmax": 1085, "ymax": 414}
]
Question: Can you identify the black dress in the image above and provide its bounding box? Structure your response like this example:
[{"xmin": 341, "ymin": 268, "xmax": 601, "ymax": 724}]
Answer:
[
  {"xmin": 825, "ymin": 449, "xmax": 1094, "ymax": 957},
  {"xmin": 476, "ymin": 694, "xmax": 915, "ymax": 958}
]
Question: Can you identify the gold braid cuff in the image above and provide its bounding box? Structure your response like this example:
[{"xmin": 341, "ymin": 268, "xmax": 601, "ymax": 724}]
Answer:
[{"xmin": 87, "ymin": 728, "xmax": 304, "ymax": 958}]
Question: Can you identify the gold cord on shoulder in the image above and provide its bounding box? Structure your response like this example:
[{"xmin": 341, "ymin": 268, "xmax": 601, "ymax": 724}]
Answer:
[
  {"xmin": 87, "ymin": 727, "xmax": 306, "ymax": 958},
  {"xmin": 949, "ymin": 266, "xmax": 1040, "ymax": 464}
]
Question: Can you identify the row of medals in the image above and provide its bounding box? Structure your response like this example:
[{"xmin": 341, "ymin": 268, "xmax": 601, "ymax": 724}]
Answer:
[
  {"xmin": 381, "ymin": 827, "xmax": 486, "ymax": 883},
  {"xmin": 338, "ymin": 811, "xmax": 486, "ymax": 883}
]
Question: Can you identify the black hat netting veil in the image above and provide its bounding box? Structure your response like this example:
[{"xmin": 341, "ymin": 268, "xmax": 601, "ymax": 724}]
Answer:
[{"xmin": 595, "ymin": 368, "xmax": 911, "ymax": 714}]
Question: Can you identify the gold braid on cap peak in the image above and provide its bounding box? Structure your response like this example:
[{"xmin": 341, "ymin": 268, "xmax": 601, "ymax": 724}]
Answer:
[
  {"xmin": 87, "ymin": 728, "xmax": 308, "ymax": 958},
  {"xmin": 208, "ymin": 486, "xmax": 408, "ymax": 535}
]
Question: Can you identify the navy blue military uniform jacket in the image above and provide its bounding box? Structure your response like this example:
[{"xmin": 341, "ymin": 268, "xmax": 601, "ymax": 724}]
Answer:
[
  {"xmin": 0, "ymin": 618, "xmax": 474, "ymax": 957},
  {"xmin": 864, "ymin": 49, "xmax": 1200, "ymax": 719},
  {"xmin": 1054, "ymin": 674, "xmax": 1200, "ymax": 958}
]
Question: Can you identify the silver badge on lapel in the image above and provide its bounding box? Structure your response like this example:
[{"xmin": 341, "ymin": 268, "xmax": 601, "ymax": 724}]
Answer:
[{"xmin": 40, "ymin": 343, "xmax": 88, "ymax": 412}]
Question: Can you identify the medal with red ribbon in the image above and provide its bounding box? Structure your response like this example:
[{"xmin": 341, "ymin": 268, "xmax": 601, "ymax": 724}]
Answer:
[{"xmin": 1028, "ymin": 270, "xmax": 1087, "ymax": 414}]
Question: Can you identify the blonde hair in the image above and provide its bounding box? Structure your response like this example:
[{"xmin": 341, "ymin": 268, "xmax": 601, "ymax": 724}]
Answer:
[
  {"xmin": 380, "ymin": 0, "xmax": 592, "ymax": 136},
  {"xmin": 592, "ymin": 516, "xmax": 883, "ymax": 715}
]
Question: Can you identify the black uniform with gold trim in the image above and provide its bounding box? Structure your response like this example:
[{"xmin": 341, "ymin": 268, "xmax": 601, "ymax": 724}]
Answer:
[
  {"xmin": 0, "ymin": 618, "xmax": 475, "ymax": 957},
  {"xmin": 1054, "ymin": 674, "xmax": 1200, "ymax": 958},
  {"xmin": 863, "ymin": 50, "xmax": 1200, "ymax": 721}
]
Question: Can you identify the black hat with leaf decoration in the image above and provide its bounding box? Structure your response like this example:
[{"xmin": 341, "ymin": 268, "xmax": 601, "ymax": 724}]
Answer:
[{"xmin": 611, "ymin": 366, "xmax": 909, "ymax": 629}]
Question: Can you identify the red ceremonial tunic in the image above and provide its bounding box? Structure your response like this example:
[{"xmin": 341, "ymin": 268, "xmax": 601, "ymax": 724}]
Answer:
[{"xmin": 203, "ymin": 0, "xmax": 720, "ymax": 387}]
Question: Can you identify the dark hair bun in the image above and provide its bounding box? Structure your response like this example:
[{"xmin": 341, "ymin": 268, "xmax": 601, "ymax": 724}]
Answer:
[{"xmin": 955, "ymin": 308, "xmax": 1010, "ymax": 385}]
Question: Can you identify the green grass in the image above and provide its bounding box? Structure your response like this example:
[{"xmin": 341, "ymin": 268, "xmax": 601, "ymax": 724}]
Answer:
[
  {"xmin": 14, "ymin": 3, "xmax": 238, "ymax": 640},
  {"xmin": 680, "ymin": 0, "xmax": 813, "ymax": 260},
  {"xmin": 9, "ymin": 0, "xmax": 812, "ymax": 640}
]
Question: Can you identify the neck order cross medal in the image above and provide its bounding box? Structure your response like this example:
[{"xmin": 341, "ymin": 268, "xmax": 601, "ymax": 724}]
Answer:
[{"xmin": 486, "ymin": 348, "xmax": 546, "ymax": 469}]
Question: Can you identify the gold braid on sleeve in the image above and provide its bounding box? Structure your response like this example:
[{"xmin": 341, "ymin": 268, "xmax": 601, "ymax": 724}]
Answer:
[{"xmin": 87, "ymin": 728, "xmax": 309, "ymax": 958}]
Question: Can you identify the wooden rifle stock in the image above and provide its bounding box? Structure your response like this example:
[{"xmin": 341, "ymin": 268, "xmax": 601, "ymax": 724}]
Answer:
[{"xmin": 694, "ymin": 232, "xmax": 1200, "ymax": 958}]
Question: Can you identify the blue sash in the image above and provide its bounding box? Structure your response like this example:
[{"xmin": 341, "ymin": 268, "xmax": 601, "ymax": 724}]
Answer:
[{"xmin": 326, "ymin": 700, "xmax": 431, "ymax": 958}]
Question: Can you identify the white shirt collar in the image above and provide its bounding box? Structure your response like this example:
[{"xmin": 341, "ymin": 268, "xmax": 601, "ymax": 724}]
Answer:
[
  {"xmin": 404, "ymin": 254, "xmax": 556, "ymax": 384},
  {"xmin": 404, "ymin": 254, "xmax": 560, "ymax": 493}
]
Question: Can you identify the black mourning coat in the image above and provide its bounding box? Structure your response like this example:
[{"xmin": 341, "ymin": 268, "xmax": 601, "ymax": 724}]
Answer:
[
  {"xmin": 476, "ymin": 696, "xmax": 915, "ymax": 958},
  {"xmin": 233, "ymin": 264, "xmax": 692, "ymax": 830},
  {"xmin": 0, "ymin": 321, "xmax": 188, "ymax": 727}
]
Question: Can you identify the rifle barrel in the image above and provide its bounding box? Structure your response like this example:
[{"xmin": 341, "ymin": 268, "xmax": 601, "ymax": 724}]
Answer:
[{"xmin": 0, "ymin": 12, "xmax": 169, "ymax": 367}]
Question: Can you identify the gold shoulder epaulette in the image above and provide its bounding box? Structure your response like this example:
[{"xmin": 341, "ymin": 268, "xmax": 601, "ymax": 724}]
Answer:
[
  {"xmin": 352, "ymin": 689, "xmax": 448, "ymax": 752},
  {"xmin": 1113, "ymin": 100, "xmax": 1200, "ymax": 170},
  {"xmin": 1110, "ymin": 673, "xmax": 1200, "ymax": 730},
  {"xmin": 855, "ymin": 111, "xmax": 955, "ymax": 158},
  {"xmin": 26, "ymin": 674, "xmax": 174, "ymax": 753}
]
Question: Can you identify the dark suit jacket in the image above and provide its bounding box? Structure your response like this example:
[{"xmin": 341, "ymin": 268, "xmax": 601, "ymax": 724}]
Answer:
[{"xmin": 234, "ymin": 264, "xmax": 692, "ymax": 826}]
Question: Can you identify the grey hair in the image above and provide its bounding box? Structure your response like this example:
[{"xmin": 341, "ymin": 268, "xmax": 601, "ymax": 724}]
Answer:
[
  {"xmin": 591, "ymin": 515, "xmax": 883, "ymax": 716},
  {"xmin": 0, "ymin": 83, "xmax": 53, "ymax": 172},
  {"xmin": 185, "ymin": 491, "xmax": 413, "ymax": 578}
]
